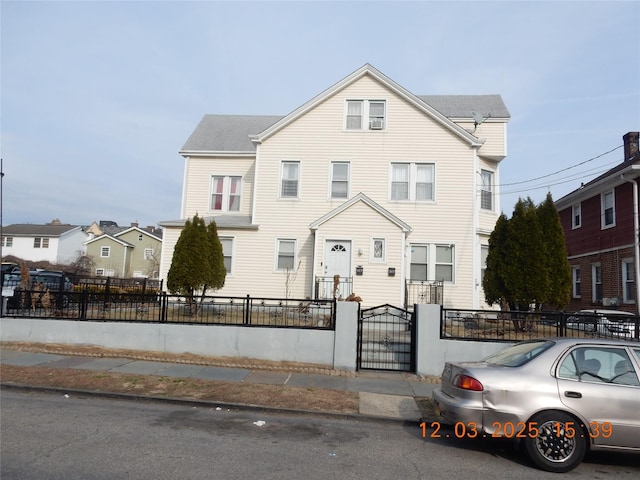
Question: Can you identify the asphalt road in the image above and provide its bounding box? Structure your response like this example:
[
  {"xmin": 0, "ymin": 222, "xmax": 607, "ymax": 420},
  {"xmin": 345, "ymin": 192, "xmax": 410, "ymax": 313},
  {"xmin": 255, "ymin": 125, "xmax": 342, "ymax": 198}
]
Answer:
[{"xmin": 1, "ymin": 390, "xmax": 639, "ymax": 480}]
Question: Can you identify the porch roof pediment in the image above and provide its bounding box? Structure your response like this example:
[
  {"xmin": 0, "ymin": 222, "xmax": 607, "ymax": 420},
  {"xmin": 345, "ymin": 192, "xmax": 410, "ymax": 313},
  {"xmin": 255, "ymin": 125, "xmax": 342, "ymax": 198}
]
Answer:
[{"xmin": 309, "ymin": 193, "xmax": 412, "ymax": 233}]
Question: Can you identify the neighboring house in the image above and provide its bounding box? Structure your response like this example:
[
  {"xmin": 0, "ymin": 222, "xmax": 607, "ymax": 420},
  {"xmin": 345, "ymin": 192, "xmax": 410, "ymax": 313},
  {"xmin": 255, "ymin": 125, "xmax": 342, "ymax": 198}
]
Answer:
[
  {"xmin": 556, "ymin": 131, "xmax": 639, "ymax": 314},
  {"xmin": 1, "ymin": 220, "xmax": 88, "ymax": 264},
  {"xmin": 84, "ymin": 225, "xmax": 162, "ymax": 278},
  {"xmin": 159, "ymin": 64, "xmax": 510, "ymax": 308}
]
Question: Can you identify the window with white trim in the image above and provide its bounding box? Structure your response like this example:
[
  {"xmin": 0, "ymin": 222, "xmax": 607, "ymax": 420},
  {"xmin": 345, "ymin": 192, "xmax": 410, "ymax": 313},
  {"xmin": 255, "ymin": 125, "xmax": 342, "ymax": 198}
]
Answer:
[
  {"xmin": 101, "ymin": 246, "xmax": 110, "ymax": 258},
  {"xmin": 623, "ymin": 259, "xmax": 635, "ymax": 303},
  {"xmin": 276, "ymin": 239, "xmax": 296, "ymax": 271},
  {"xmin": 34, "ymin": 237, "xmax": 49, "ymax": 248},
  {"xmin": 211, "ymin": 175, "xmax": 241, "ymax": 212},
  {"xmin": 144, "ymin": 248, "xmax": 154, "ymax": 260},
  {"xmin": 330, "ymin": 162, "xmax": 349, "ymax": 199},
  {"xmin": 572, "ymin": 203, "xmax": 581, "ymax": 229},
  {"xmin": 280, "ymin": 161, "xmax": 299, "ymax": 198},
  {"xmin": 592, "ymin": 264, "xmax": 602, "ymax": 303},
  {"xmin": 371, "ymin": 238, "xmax": 385, "ymax": 262},
  {"xmin": 220, "ymin": 237, "xmax": 233, "ymax": 274},
  {"xmin": 602, "ymin": 190, "xmax": 615, "ymax": 228},
  {"xmin": 572, "ymin": 266, "xmax": 581, "ymax": 298},
  {"xmin": 96, "ymin": 268, "xmax": 114, "ymax": 277},
  {"xmin": 480, "ymin": 170, "xmax": 493, "ymax": 210},
  {"xmin": 481, "ymin": 245, "xmax": 489, "ymax": 282},
  {"xmin": 390, "ymin": 163, "xmax": 434, "ymax": 201},
  {"xmin": 409, "ymin": 243, "xmax": 455, "ymax": 282},
  {"xmin": 2, "ymin": 236, "xmax": 13, "ymax": 247},
  {"xmin": 345, "ymin": 100, "xmax": 386, "ymax": 130}
]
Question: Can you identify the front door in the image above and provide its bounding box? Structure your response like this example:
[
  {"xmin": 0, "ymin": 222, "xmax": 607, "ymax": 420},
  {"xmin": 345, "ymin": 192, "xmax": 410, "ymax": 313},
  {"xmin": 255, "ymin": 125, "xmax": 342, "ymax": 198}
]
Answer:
[{"xmin": 323, "ymin": 240, "xmax": 351, "ymax": 299}]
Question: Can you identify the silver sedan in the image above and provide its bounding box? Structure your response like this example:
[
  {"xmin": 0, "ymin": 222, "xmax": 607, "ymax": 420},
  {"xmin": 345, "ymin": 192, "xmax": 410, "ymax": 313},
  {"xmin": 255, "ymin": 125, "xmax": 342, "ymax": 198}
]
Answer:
[{"xmin": 432, "ymin": 338, "xmax": 640, "ymax": 473}]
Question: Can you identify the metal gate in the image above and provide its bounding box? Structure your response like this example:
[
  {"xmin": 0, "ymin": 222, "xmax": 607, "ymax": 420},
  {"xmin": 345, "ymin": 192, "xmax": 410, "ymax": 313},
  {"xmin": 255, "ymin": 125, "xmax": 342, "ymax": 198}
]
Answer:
[{"xmin": 357, "ymin": 304, "xmax": 416, "ymax": 372}]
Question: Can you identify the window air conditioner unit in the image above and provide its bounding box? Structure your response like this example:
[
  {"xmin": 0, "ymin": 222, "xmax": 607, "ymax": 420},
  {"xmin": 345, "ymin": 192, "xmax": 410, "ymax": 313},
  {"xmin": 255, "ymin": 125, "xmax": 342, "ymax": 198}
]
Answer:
[{"xmin": 369, "ymin": 120, "xmax": 384, "ymax": 130}]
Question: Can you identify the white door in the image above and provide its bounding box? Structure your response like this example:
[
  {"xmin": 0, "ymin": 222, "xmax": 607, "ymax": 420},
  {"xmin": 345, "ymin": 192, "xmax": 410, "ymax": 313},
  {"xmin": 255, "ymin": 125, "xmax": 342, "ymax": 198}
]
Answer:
[{"xmin": 323, "ymin": 240, "xmax": 351, "ymax": 299}]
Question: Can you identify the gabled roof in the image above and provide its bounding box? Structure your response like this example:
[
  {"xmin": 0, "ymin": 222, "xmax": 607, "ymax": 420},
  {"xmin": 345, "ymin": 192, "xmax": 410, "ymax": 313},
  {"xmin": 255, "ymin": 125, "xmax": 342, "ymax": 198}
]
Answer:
[
  {"xmin": 84, "ymin": 234, "xmax": 132, "ymax": 248},
  {"xmin": 179, "ymin": 64, "xmax": 510, "ymax": 155},
  {"xmin": 555, "ymin": 155, "xmax": 640, "ymax": 208},
  {"xmin": 2, "ymin": 223, "xmax": 83, "ymax": 237},
  {"xmin": 309, "ymin": 193, "xmax": 412, "ymax": 233},
  {"xmin": 115, "ymin": 226, "xmax": 163, "ymax": 241}
]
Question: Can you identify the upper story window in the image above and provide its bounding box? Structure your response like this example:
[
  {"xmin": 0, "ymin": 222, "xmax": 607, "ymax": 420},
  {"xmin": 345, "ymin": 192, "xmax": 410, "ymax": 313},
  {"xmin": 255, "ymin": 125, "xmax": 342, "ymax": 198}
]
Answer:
[
  {"xmin": 345, "ymin": 100, "xmax": 386, "ymax": 131},
  {"xmin": 390, "ymin": 163, "xmax": 434, "ymax": 201},
  {"xmin": 480, "ymin": 170, "xmax": 494, "ymax": 210},
  {"xmin": 572, "ymin": 203, "xmax": 582, "ymax": 229},
  {"xmin": 280, "ymin": 161, "xmax": 300, "ymax": 199},
  {"xmin": 101, "ymin": 246, "xmax": 110, "ymax": 258},
  {"xmin": 2, "ymin": 236, "xmax": 13, "ymax": 247},
  {"xmin": 211, "ymin": 175, "xmax": 241, "ymax": 212},
  {"xmin": 144, "ymin": 248, "xmax": 154, "ymax": 260},
  {"xmin": 330, "ymin": 162, "xmax": 350, "ymax": 199},
  {"xmin": 34, "ymin": 237, "xmax": 49, "ymax": 248},
  {"xmin": 601, "ymin": 190, "xmax": 615, "ymax": 228}
]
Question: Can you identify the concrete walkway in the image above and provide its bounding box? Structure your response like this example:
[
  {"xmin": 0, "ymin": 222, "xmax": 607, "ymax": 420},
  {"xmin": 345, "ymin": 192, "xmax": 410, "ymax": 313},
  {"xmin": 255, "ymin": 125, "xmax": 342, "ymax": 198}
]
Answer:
[{"xmin": 0, "ymin": 348, "xmax": 439, "ymax": 421}]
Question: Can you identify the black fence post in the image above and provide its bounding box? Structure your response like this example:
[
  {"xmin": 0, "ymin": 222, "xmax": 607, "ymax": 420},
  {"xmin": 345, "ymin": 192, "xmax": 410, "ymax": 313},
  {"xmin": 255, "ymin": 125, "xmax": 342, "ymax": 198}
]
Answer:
[
  {"xmin": 244, "ymin": 294, "xmax": 250, "ymax": 325},
  {"xmin": 80, "ymin": 288, "xmax": 88, "ymax": 320}
]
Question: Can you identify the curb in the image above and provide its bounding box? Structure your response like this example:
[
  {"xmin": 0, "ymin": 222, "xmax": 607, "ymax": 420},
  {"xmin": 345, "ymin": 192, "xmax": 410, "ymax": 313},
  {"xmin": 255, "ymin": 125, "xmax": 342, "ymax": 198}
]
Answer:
[{"xmin": 0, "ymin": 382, "xmax": 420, "ymax": 426}]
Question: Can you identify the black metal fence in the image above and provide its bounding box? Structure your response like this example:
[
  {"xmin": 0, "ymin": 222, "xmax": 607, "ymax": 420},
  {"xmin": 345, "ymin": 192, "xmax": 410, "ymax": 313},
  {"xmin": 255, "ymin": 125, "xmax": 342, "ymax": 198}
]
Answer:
[
  {"xmin": 442, "ymin": 308, "xmax": 640, "ymax": 343},
  {"xmin": 314, "ymin": 276, "xmax": 353, "ymax": 300},
  {"xmin": 1, "ymin": 289, "xmax": 335, "ymax": 329},
  {"xmin": 405, "ymin": 280, "xmax": 443, "ymax": 309}
]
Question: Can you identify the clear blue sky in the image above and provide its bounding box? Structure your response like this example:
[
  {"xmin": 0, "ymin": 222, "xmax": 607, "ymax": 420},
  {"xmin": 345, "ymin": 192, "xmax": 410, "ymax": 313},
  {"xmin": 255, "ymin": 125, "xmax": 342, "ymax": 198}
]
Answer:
[{"xmin": 1, "ymin": 0, "xmax": 639, "ymax": 228}]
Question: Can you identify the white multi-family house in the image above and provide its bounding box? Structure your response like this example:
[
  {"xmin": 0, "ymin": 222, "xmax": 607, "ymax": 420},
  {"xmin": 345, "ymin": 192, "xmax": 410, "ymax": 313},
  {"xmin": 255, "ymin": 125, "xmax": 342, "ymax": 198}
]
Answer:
[
  {"xmin": 2, "ymin": 220, "xmax": 88, "ymax": 264},
  {"xmin": 159, "ymin": 64, "xmax": 510, "ymax": 308}
]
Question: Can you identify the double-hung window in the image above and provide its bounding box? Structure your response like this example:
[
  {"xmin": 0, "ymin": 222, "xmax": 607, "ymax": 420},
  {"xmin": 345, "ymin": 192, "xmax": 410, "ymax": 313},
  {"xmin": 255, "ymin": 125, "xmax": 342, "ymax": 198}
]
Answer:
[
  {"xmin": 281, "ymin": 161, "xmax": 300, "ymax": 198},
  {"xmin": 330, "ymin": 162, "xmax": 349, "ymax": 199},
  {"xmin": 602, "ymin": 190, "xmax": 615, "ymax": 228},
  {"xmin": 572, "ymin": 203, "xmax": 581, "ymax": 229},
  {"xmin": 34, "ymin": 237, "xmax": 49, "ymax": 248},
  {"xmin": 480, "ymin": 170, "xmax": 493, "ymax": 210},
  {"xmin": 144, "ymin": 248, "xmax": 154, "ymax": 260},
  {"xmin": 592, "ymin": 264, "xmax": 602, "ymax": 303},
  {"xmin": 391, "ymin": 163, "xmax": 434, "ymax": 201},
  {"xmin": 410, "ymin": 243, "xmax": 455, "ymax": 282},
  {"xmin": 101, "ymin": 246, "xmax": 110, "ymax": 258},
  {"xmin": 2, "ymin": 236, "xmax": 13, "ymax": 247},
  {"xmin": 220, "ymin": 237, "xmax": 233, "ymax": 274},
  {"xmin": 211, "ymin": 176, "xmax": 241, "ymax": 212},
  {"xmin": 572, "ymin": 266, "xmax": 581, "ymax": 298},
  {"xmin": 622, "ymin": 260, "xmax": 635, "ymax": 303},
  {"xmin": 276, "ymin": 239, "xmax": 296, "ymax": 271},
  {"xmin": 345, "ymin": 100, "xmax": 386, "ymax": 130}
]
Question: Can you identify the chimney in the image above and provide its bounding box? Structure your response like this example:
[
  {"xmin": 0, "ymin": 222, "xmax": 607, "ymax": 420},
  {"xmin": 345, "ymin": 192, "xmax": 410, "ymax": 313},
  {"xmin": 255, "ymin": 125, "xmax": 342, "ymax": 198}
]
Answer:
[
  {"xmin": 131, "ymin": 222, "xmax": 139, "ymax": 228},
  {"xmin": 623, "ymin": 131, "xmax": 639, "ymax": 161}
]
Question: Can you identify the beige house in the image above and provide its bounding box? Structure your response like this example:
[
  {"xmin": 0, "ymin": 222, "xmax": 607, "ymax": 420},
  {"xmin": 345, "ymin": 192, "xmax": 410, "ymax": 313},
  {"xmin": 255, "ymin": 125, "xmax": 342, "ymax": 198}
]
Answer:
[
  {"xmin": 159, "ymin": 64, "xmax": 510, "ymax": 308},
  {"xmin": 85, "ymin": 226, "xmax": 162, "ymax": 278}
]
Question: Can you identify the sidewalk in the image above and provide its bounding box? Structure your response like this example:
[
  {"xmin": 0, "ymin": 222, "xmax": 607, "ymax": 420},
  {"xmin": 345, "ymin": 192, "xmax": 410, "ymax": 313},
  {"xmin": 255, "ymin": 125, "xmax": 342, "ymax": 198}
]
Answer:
[{"xmin": 0, "ymin": 347, "xmax": 439, "ymax": 422}]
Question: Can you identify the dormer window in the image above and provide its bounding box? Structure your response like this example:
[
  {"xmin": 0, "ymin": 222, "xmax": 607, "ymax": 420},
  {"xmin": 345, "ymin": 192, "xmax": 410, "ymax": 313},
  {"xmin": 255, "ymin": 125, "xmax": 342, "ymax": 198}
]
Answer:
[{"xmin": 345, "ymin": 100, "xmax": 386, "ymax": 131}]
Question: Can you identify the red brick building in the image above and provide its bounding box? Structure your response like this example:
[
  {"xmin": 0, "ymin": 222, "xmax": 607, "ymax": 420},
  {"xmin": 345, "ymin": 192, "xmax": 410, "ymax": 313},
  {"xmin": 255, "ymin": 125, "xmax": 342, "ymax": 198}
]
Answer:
[{"xmin": 556, "ymin": 132, "xmax": 639, "ymax": 314}]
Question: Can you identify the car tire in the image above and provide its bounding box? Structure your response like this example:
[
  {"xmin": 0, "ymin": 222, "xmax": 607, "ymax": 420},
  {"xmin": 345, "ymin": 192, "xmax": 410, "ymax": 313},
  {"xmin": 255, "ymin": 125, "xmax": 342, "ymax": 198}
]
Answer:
[{"xmin": 523, "ymin": 411, "xmax": 587, "ymax": 473}]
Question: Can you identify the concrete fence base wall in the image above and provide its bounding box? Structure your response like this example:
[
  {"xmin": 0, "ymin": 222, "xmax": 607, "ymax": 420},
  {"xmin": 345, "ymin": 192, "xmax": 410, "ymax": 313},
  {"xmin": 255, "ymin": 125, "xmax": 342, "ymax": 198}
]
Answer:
[{"xmin": 0, "ymin": 302, "xmax": 510, "ymax": 376}]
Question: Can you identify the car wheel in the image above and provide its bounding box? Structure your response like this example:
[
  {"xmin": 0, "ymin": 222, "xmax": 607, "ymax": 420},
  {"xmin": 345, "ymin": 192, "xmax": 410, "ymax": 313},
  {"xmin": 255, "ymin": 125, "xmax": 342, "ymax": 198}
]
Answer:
[{"xmin": 523, "ymin": 411, "xmax": 587, "ymax": 473}]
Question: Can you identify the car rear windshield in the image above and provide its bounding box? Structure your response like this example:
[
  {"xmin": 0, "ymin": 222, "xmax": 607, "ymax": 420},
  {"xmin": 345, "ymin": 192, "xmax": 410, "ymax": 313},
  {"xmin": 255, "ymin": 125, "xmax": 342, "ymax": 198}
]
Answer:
[{"xmin": 482, "ymin": 340, "xmax": 555, "ymax": 367}]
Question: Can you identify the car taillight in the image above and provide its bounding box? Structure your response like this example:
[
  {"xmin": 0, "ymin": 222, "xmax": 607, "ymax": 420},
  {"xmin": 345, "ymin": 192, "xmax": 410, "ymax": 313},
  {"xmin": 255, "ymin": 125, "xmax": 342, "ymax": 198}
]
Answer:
[{"xmin": 453, "ymin": 374, "xmax": 483, "ymax": 391}]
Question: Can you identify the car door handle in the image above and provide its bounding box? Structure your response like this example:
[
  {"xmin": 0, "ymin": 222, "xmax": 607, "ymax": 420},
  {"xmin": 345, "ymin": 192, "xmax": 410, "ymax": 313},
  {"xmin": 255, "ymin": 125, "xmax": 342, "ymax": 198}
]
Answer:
[{"xmin": 564, "ymin": 391, "xmax": 582, "ymax": 399}]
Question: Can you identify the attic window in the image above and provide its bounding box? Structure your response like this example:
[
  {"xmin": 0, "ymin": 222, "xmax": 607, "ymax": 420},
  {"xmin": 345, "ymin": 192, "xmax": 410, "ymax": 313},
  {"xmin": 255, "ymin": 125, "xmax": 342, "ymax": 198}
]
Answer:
[{"xmin": 345, "ymin": 100, "xmax": 385, "ymax": 131}]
